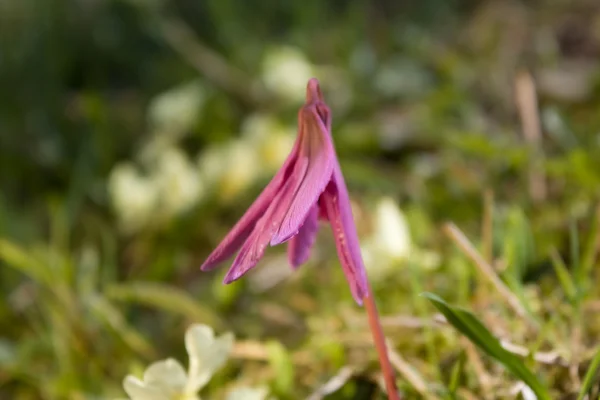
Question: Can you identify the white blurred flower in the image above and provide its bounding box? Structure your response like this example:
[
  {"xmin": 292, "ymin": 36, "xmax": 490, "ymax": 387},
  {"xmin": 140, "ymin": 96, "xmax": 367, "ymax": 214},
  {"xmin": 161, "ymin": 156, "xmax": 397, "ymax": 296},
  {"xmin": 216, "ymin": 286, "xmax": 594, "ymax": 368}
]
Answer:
[
  {"xmin": 154, "ymin": 147, "xmax": 203, "ymax": 217},
  {"xmin": 372, "ymin": 197, "xmax": 411, "ymax": 261},
  {"xmin": 262, "ymin": 46, "xmax": 314, "ymax": 102},
  {"xmin": 148, "ymin": 80, "xmax": 205, "ymax": 138},
  {"xmin": 259, "ymin": 132, "xmax": 295, "ymax": 172},
  {"xmin": 197, "ymin": 114, "xmax": 296, "ymax": 203},
  {"xmin": 362, "ymin": 197, "xmax": 412, "ymax": 280},
  {"xmin": 141, "ymin": 81, "xmax": 204, "ymax": 166},
  {"xmin": 218, "ymin": 140, "xmax": 262, "ymax": 200},
  {"xmin": 108, "ymin": 148, "xmax": 204, "ymax": 232},
  {"xmin": 124, "ymin": 358, "xmax": 192, "ymax": 400},
  {"xmin": 184, "ymin": 325, "xmax": 234, "ymax": 392},
  {"xmin": 108, "ymin": 163, "xmax": 159, "ymax": 233},
  {"xmin": 241, "ymin": 113, "xmax": 295, "ymax": 171},
  {"xmin": 198, "ymin": 139, "xmax": 262, "ymax": 201},
  {"xmin": 123, "ymin": 324, "xmax": 234, "ymax": 400},
  {"xmin": 240, "ymin": 113, "xmax": 279, "ymax": 143}
]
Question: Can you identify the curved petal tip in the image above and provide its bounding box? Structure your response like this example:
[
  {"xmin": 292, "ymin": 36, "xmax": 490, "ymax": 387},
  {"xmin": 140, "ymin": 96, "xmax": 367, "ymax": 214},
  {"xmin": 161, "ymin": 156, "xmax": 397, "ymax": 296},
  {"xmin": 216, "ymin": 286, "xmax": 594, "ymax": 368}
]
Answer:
[{"xmin": 306, "ymin": 78, "xmax": 323, "ymax": 103}]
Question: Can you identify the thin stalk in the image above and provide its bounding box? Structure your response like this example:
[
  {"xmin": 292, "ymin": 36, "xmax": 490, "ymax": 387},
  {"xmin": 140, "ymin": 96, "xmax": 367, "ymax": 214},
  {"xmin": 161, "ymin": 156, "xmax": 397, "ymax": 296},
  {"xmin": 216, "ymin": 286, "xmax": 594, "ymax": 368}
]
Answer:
[{"xmin": 364, "ymin": 281, "xmax": 401, "ymax": 400}]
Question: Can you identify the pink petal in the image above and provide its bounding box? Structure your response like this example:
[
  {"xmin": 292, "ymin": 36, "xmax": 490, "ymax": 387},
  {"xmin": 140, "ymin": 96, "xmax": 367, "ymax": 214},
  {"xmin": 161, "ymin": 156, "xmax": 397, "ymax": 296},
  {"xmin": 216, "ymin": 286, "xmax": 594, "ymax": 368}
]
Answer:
[
  {"xmin": 306, "ymin": 78, "xmax": 324, "ymax": 103},
  {"xmin": 223, "ymin": 158, "xmax": 309, "ymax": 282},
  {"xmin": 287, "ymin": 203, "xmax": 319, "ymax": 268},
  {"xmin": 270, "ymin": 102, "xmax": 335, "ymax": 245},
  {"xmin": 321, "ymin": 164, "xmax": 368, "ymax": 304},
  {"xmin": 200, "ymin": 139, "xmax": 300, "ymax": 271}
]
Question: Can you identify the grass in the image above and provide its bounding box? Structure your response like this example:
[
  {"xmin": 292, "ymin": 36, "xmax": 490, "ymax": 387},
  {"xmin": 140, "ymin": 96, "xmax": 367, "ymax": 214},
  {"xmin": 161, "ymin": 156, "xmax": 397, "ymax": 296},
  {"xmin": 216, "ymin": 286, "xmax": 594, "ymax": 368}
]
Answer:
[{"xmin": 3, "ymin": 191, "xmax": 600, "ymax": 398}]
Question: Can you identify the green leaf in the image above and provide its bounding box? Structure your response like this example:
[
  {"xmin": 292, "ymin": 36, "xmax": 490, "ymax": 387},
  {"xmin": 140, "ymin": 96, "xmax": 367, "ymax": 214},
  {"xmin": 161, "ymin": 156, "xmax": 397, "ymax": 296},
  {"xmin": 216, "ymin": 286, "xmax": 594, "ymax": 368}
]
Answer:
[
  {"xmin": 570, "ymin": 219, "xmax": 582, "ymax": 286},
  {"xmin": 503, "ymin": 208, "xmax": 535, "ymax": 282},
  {"xmin": 104, "ymin": 282, "xmax": 222, "ymax": 328},
  {"xmin": 421, "ymin": 292, "xmax": 552, "ymax": 400},
  {"xmin": 577, "ymin": 347, "xmax": 600, "ymax": 400},
  {"xmin": 549, "ymin": 249, "xmax": 578, "ymax": 302},
  {"xmin": 0, "ymin": 239, "xmax": 51, "ymax": 285},
  {"xmin": 580, "ymin": 206, "xmax": 600, "ymax": 287},
  {"xmin": 448, "ymin": 351, "xmax": 465, "ymax": 397},
  {"xmin": 501, "ymin": 208, "xmax": 534, "ymax": 308}
]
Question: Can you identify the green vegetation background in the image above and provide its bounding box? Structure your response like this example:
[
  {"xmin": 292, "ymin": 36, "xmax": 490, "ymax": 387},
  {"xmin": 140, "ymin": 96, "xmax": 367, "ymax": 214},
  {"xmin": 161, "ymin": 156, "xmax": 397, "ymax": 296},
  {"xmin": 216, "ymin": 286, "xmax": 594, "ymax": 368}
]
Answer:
[{"xmin": 1, "ymin": 0, "xmax": 600, "ymax": 398}]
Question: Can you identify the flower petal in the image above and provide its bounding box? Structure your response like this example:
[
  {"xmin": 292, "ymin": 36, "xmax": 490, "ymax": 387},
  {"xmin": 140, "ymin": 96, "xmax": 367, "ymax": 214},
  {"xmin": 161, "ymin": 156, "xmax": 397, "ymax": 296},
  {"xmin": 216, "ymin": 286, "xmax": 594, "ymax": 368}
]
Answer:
[
  {"xmin": 223, "ymin": 158, "xmax": 309, "ymax": 282},
  {"xmin": 143, "ymin": 358, "xmax": 188, "ymax": 390},
  {"xmin": 321, "ymin": 164, "xmax": 368, "ymax": 304},
  {"xmin": 200, "ymin": 139, "xmax": 300, "ymax": 271},
  {"xmin": 122, "ymin": 358, "xmax": 187, "ymax": 400},
  {"xmin": 270, "ymin": 101, "xmax": 335, "ymax": 245},
  {"xmin": 287, "ymin": 203, "xmax": 319, "ymax": 268},
  {"xmin": 185, "ymin": 324, "xmax": 234, "ymax": 392},
  {"xmin": 123, "ymin": 376, "xmax": 171, "ymax": 400}
]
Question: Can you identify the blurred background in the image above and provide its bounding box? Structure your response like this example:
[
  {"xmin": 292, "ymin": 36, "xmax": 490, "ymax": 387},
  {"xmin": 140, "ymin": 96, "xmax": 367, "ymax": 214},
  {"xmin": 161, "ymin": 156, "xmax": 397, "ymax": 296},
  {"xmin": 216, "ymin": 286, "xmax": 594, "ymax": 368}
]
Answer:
[{"xmin": 1, "ymin": 0, "xmax": 600, "ymax": 398}]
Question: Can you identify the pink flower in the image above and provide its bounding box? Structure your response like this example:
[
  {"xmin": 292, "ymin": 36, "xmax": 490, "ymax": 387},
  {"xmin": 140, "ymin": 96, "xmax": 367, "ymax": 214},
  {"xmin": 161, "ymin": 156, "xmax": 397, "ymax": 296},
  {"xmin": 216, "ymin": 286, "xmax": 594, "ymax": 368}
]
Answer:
[{"xmin": 201, "ymin": 78, "xmax": 368, "ymax": 304}]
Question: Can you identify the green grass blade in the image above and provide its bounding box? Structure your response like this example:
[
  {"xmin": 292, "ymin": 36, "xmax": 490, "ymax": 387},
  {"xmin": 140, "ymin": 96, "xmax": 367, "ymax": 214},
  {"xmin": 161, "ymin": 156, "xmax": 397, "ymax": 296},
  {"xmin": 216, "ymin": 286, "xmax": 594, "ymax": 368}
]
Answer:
[
  {"xmin": 105, "ymin": 282, "xmax": 222, "ymax": 328},
  {"xmin": 88, "ymin": 295, "xmax": 154, "ymax": 358},
  {"xmin": 0, "ymin": 239, "xmax": 51, "ymax": 285},
  {"xmin": 581, "ymin": 206, "xmax": 600, "ymax": 284},
  {"xmin": 577, "ymin": 347, "xmax": 600, "ymax": 400},
  {"xmin": 549, "ymin": 249, "xmax": 578, "ymax": 302},
  {"xmin": 448, "ymin": 351, "xmax": 465, "ymax": 398},
  {"xmin": 421, "ymin": 292, "xmax": 552, "ymax": 400},
  {"xmin": 570, "ymin": 219, "xmax": 582, "ymax": 286}
]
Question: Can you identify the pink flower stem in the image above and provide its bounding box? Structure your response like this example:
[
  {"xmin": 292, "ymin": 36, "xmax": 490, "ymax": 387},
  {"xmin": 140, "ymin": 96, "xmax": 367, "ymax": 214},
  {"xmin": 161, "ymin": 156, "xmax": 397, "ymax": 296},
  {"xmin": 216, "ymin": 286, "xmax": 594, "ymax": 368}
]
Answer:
[{"xmin": 364, "ymin": 281, "xmax": 401, "ymax": 400}]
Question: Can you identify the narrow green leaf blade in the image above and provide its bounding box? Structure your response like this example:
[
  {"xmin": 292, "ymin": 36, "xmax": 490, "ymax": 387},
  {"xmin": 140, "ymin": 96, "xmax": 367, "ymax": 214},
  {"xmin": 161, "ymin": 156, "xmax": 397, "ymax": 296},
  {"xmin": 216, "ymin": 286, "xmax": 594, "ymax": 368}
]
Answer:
[
  {"xmin": 105, "ymin": 282, "xmax": 222, "ymax": 328},
  {"xmin": 581, "ymin": 206, "xmax": 600, "ymax": 283},
  {"xmin": 421, "ymin": 292, "xmax": 552, "ymax": 400},
  {"xmin": 577, "ymin": 347, "xmax": 600, "ymax": 400},
  {"xmin": 549, "ymin": 249, "xmax": 578, "ymax": 302},
  {"xmin": 0, "ymin": 239, "xmax": 51, "ymax": 285},
  {"xmin": 88, "ymin": 295, "xmax": 155, "ymax": 358}
]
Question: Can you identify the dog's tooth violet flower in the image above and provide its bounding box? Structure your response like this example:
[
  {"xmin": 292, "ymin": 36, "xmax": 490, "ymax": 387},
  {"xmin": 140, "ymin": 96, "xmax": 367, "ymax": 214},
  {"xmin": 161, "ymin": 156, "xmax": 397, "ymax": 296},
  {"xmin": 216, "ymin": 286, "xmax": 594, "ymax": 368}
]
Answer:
[
  {"xmin": 201, "ymin": 78, "xmax": 368, "ymax": 304},
  {"xmin": 201, "ymin": 79, "xmax": 400, "ymax": 399}
]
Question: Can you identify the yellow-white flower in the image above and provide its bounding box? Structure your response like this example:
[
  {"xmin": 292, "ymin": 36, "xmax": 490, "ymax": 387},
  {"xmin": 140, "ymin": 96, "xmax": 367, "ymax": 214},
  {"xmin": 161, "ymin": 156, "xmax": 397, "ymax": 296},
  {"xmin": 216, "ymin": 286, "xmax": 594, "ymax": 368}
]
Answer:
[
  {"xmin": 261, "ymin": 46, "xmax": 314, "ymax": 103},
  {"xmin": 198, "ymin": 139, "xmax": 262, "ymax": 201},
  {"xmin": 148, "ymin": 80, "xmax": 205, "ymax": 138},
  {"xmin": 240, "ymin": 113, "xmax": 295, "ymax": 172},
  {"xmin": 362, "ymin": 197, "xmax": 412, "ymax": 280},
  {"xmin": 154, "ymin": 147, "xmax": 203, "ymax": 217},
  {"xmin": 123, "ymin": 324, "xmax": 234, "ymax": 400},
  {"xmin": 108, "ymin": 163, "xmax": 159, "ymax": 233},
  {"xmin": 197, "ymin": 114, "xmax": 296, "ymax": 203},
  {"xmin": 372, "ymin": 197, "xmax": 412, "ymax": 261},
  {"xmin": 220, "ymin": 141, "xmax": 262, "ymax": 200},
  {"xmin": 123, "ymin": 358, "xmax": 194, "ymax": 400},
  {"xmin": 108, "ymin": 148, "xmax": 204, "ymax": 231}
]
